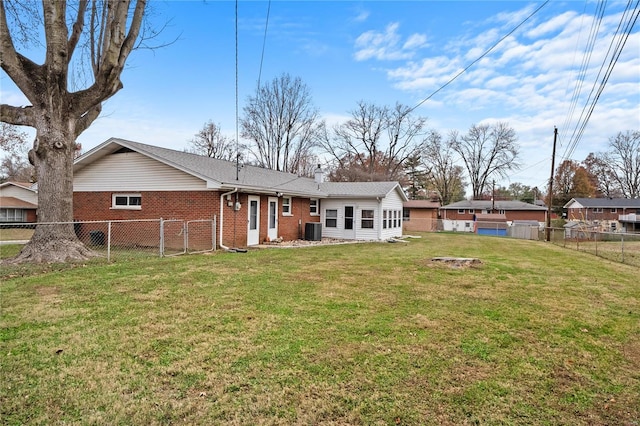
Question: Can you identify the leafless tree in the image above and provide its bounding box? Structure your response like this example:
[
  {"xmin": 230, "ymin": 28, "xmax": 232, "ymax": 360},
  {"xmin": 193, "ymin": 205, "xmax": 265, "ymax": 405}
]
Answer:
[
  {"xmin": 0, "ymin": 123, "xmax": 34, "ymax": 182},
  {"xmin": 607, "ymin": 130, "xmax": 640, "ymax": 198},
  {"xmin": 1, "ymin": 1, "xmax": 148, "ymax": 263},
  {"xmin": 241, "ymin": 73, "xmax": 324, "ymax": 174},
  {"xmin": 422, "ymin": 129, "xmax": 466, "ymax": 205},
  {"xmin": 583, "ymin": 152, "xmax": 622, "ymax": 198},
  {"xmin": 384, "ymin": 103, "xmax": 427, "ymax": 179},
  {"xmin": 188, "ymin": 121, "xmax": 237, "ymax": 161},
  {"xmin": 450, "ymin": 122, "xmax": 520, "ymax": 199},
  {"xmin": 324, "ymin": 101, "xmax": 387, "ymax": 180},
  {"xmin": 323, "ymin": 101, "xmax": 425, "ymax": 182}
]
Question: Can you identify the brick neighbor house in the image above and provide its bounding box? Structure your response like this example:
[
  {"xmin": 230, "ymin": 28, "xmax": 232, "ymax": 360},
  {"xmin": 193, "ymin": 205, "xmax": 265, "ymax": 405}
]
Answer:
[
  {"xmin": 439, "ymin": 199, "xmax": 547, "ymax": 233},
  {"xmin": 564, "ymin": 198, "xmax": 640, "ymax": 233},
  {"xmin": 0, "ymin": 181, "xmax": 38, "ymax": 223},
  {"xmin": 72, "ymin": 138, "xmax": 408, "ymax": 248}
]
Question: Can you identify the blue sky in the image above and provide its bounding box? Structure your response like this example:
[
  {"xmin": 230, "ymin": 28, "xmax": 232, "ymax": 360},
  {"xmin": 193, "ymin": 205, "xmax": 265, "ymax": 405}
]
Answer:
[{"xmin": 2, "ymin": 1, "xmax": 639, "ymax": 192}]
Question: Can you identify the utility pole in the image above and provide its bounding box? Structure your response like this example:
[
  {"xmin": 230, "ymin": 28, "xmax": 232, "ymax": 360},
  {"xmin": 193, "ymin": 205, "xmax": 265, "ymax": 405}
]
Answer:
[
  {"xmin": 491, "ymin": 180, "xmax": 495, "ymax": 212},
  {"xmin": 545, "ymin": 127, "xmax": 558, "ymax": 242}
]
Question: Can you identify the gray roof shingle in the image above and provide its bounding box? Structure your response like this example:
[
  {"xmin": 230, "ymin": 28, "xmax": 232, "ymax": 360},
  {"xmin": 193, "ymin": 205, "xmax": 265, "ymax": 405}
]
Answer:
[
  {"xmin": 564, "ymin": 198, "xmax": 640, "ymax": 209},
  {"xmin": 75, "ymin": 138, "xmax": 406, "ymax": 200}
]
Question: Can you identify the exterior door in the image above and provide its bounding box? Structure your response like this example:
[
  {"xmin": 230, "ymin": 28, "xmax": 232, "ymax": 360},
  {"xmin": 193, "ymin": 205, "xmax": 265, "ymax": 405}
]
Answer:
[
  {"xmin": 247, "ymin": 196, "xmax": 260, "ymax": 246},
  {"xmin": 344, "ymin": 205, "xmax": 355, "ymax": 239},
  {"xmin": 268, "ymin": 197, "xmax": 278, "ymax": 241}
]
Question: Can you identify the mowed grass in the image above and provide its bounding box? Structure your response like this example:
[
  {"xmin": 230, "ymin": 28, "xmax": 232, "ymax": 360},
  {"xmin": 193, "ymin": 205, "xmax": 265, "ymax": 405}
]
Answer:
[
  {"xmin": 1, "ymin": 233, "xmax": 639, "ymax": 425},
  {"xmin": 0, "ymin": 228, "xmax": 34, "ymax": 241}
]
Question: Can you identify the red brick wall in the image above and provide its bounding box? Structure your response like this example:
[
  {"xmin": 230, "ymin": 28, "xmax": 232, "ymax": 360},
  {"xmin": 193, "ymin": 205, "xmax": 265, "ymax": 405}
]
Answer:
[
  {"xmin": 404, "ymin": 208, "xmax": 438, "ymax": 231},
  {"xmin": 73, "ymin": 191, "xmax": 320, "ymax": 248},
  {"xmin": 567, "ymin": 208, "xmax": 626, "ymax": 221},
  {"xmin": 26, "ymin": 209, "xmax": 37, "ymax": 222}
]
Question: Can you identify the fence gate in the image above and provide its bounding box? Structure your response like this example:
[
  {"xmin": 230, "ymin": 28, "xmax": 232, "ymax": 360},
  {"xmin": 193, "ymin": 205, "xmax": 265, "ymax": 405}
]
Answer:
[
  {"xmin": 161, "ymin": 219, "xmax": 187, "ymax": 257},
  {"xmin": 186, "ymin": 219, "xmax": 216, "ymax": 254}
]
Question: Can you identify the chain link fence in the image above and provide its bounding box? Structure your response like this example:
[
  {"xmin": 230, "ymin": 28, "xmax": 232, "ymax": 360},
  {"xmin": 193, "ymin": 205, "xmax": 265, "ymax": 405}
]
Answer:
[
  {"xmin": 547, "ymin": 226, "xmax": 640, "ymax": 268},
  {"xmin": 403, "ymin": 219, "xmax": 639, "ymax": 267},
  {"xmin": 0, "ymin": 218, "xmax": 216, "ymax": 262}
]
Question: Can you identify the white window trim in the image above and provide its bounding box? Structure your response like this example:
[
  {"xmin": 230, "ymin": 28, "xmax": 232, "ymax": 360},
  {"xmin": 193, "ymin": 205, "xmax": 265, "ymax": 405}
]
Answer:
[
  {"xmin": 282, "ymin": 196, "xmax": 292, "ymax": 216},
  {"xmin": 309, "ymin": 198, "xmax": 319, "ymax": 216},
  {"xmin": 361, "ymin": 209, "xmax": 375, "ymax": 229},
  {"xmin": 325, "ymin": 209, "xmax": 338, "ymax": 228},
  {"xmin": 111, "ymin": 193, "xmax": 142, "ymax": 210}
]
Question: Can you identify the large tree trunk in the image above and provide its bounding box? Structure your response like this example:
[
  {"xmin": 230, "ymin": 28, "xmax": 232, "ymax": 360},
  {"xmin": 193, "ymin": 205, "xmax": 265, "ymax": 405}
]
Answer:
[
  {"xmin": 8, "ymin": 126, "xmax": 98, "ymax": 264},
  {"xmin": 1, "ymin": 1, "xmax": 147, "ymax": 264}
]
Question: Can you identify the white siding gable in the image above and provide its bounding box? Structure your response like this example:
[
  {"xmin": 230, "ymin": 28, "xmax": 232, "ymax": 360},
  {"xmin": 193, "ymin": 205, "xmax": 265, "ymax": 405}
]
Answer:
[{"xmin": 74, "ymin": 151, "xmax": 208, "ymax": 191}]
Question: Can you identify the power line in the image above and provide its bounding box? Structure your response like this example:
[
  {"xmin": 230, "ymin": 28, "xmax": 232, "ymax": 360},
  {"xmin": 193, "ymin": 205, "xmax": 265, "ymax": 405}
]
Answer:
[
  {"xmin": 407, "ymin": 1, "xmax": 550, "ymax": 115},
  {"xmin": 256, "ymin": 0, "xmax": 271, "ymax": 91},
  {"xmin": 561, "ymin": 0, "xmax": 640, "ymax": 162},
  {"xmin": 559, "ymin": 0, "xmax": 607, "ymax": 149}
]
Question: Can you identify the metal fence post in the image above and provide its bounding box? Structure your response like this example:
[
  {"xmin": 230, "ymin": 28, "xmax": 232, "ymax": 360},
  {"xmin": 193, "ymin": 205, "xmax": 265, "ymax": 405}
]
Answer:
[
  {"xmin": 160, "ymin": 217, "xmax": 164, "ymax": 257},
  {"xmin": 107, "ymin": 221, "xmax": 112, "ymax": 262},
  {"xmin": 183, "ymin": 220, "xmax": 188, "ymax": 253}
]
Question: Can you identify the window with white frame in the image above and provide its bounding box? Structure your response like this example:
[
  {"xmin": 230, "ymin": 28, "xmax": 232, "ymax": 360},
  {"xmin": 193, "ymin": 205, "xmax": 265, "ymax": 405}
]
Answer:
[
  {"xmin": 362, "ymin": 209, "xmax": 374, "ymax": 229},
  {"xmin": 0, "ymin": 208, "xmax": 26, "ymax": 222},
  {"xmin": 468, "ymin": 209, "xmax": 475, "ymax": 214},
  {"xmin": 282, "ymin": 197, "xmax": 292, "ymax": 215},
  {"xmin": 309, "ymin": 198, "xmax": 319, "ymax": 216},
  {"xmin": 594, "ymin": 208, "xmax": 603, "ymax": 213},
  {"xmin": 610, "ymin": 208, "xmax": 617, "ymax": 213},
  {"xmin": 112, "ymin": 193, "xmax": 141, "ymax": 210},
  {"xmin": 325, "ymin": 209, "xmax": 337, "ymax": 228},
  {"xmin": 383, "ymin": 210, "xmax": 387, "ymax": 229},
  {"xmin": 458, "ymin": 209, "xmax": 465, "ymax": 214}
]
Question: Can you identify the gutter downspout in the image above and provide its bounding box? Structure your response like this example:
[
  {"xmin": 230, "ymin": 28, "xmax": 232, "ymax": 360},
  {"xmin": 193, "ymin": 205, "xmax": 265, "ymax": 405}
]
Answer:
[
  {"xmin": 220, "ymin": 188, "xmax": 238, "ymax": 251},
  {"xmin": 376, "ymin": 197, "xmax": 382, "ymax": 240}
]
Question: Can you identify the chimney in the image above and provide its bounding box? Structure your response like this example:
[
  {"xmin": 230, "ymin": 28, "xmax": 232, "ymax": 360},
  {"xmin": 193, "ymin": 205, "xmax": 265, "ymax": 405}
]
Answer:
[{"xmin": 314, "ymin": 164, "xmax": 323, "ymax": 184}]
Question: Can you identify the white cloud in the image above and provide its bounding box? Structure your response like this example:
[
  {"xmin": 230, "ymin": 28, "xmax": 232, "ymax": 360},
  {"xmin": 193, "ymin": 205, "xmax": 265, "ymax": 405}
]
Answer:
[
  {"xmin": 353, "ymin": 10, "xmax": 369, "ymax": 23},
  {"xmin": 354, "ymin": 22, "xmax": 427, "ymax": 61}
]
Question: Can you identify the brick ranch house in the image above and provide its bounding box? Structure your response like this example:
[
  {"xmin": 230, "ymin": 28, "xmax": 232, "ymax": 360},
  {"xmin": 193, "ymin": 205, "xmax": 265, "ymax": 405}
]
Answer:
[
  {"xmin": 0, "ymin": 181, "xmax": 38, "ymax": 223},
  {"xmin": 72, "ymin": 138, "xmax": 407, "ymax": 248},
  {"xmin": 564, "ymin": 197, "xmax": 640, "ymax": 233},
  {"xmin": 439, "ymin": 199, "xmax": 547, "ymax": 233}
]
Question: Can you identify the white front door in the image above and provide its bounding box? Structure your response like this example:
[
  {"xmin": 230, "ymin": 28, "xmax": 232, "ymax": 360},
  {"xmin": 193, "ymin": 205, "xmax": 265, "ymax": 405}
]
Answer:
[
  {"xmin": 268, "ymin": 197, "xmax": 278, "ymax": 241},
  {"xmin": 247, "ymin": 196, "xmax": 260, "ymax": 246}
]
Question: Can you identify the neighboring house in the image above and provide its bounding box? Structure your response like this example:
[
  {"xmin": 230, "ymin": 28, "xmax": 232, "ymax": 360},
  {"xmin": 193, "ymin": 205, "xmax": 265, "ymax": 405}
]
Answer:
[
  {"xmin": 402, "ymin": 200, "xmax": 440, "ymax": 232},
  {"xmin": 0, "ymin": 181, "xmax": 38, "ymax": 223},
  {"xmin": 72, "ymin": 138, "xmax": 407, "ymax": 248},
  {"xmin": 439, "ymin": 199, "xmax": 547, "ymax": 232},
  {"xmin": 564, "ymin": 198, "xmax": 640, "ymax": 233}
]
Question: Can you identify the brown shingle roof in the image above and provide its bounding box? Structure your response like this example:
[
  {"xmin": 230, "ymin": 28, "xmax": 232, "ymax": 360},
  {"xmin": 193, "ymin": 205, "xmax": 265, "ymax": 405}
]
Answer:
[{"xmin": 404, "ymin": 200, "xmax": 440, "ymax": 209}]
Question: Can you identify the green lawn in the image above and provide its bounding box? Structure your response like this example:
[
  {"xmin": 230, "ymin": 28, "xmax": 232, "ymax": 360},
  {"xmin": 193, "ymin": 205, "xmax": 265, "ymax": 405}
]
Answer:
[{"xmin": 1, "ymin": 233, "xmax": 638, "ymax": 425}]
